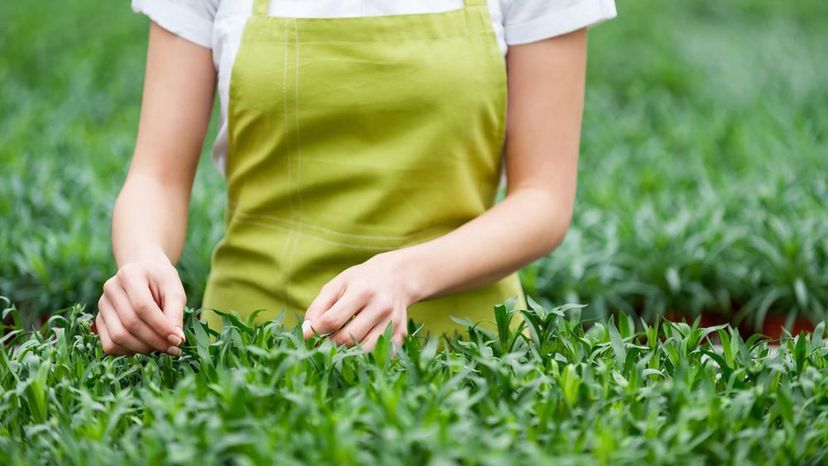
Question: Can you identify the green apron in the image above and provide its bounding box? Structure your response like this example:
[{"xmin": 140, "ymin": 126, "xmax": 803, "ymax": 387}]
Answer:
[{"xmin": 201, "ymin": 0, "xmax": 527, "ymax": 338}]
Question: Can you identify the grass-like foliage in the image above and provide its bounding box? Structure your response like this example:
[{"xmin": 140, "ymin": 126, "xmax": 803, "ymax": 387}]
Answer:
[
  {"xmin": 2, "ymin": 0, "xmax": 827, "ymax": 328},
  {"xmin": 1, "ymin": 296, "xmax": 826, "ymax": 465}
]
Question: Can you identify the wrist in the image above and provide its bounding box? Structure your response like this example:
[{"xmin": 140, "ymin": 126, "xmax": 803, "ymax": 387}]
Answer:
[
  {"xmin": 117, "ymin": 246, "xmax": 173, "ymax": 269},
  {"xmin": 376, "ymin": 248, "xmax": 433, "ymax": 305}
]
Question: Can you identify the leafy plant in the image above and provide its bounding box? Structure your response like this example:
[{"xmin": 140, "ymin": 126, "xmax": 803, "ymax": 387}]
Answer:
[
  {"xmin": 2, "ymin": 0, "xmax": 826, "ymax": 332},
  {"xmin": 1, "ymin": 296, "xmax": 826, "ymax": 465}
]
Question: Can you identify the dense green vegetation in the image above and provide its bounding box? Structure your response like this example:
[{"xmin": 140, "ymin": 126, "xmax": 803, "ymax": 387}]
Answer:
[
  {"xmin": 529, "ymin": 0, "xmax": 828, "ymax": 329},
  {"xmin": 1, "ymin": 0, "xmax": 826, "ymax": 329},
  {"xmin": 0, "ymin": 0, "xmax": 224, "ymax": 325},
  {"xmin": 1, "ymin": 1, "xmax": 826, "ymax": 462},
  {"xmin": 2, "ymin": 296, "xmax": 826, "ymax": 465}
]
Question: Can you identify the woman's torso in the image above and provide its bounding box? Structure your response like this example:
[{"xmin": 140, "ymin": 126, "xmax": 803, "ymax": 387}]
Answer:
[
  {"xmin": 129, "ymin": 0, "xmax": 616, "ymax": 334},
  {"xmin": 212, "ymin": 0, "xmax": 509, "ymax": 183},
  {"xmin": 131, "ymin": 0, "xmax": 617, "ymax": 182}
]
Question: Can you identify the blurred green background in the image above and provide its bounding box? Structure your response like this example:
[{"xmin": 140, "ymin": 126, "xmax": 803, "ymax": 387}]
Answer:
[{"xmin": 1, "ymin": 0, "xmax": 826, "ymax": 329}]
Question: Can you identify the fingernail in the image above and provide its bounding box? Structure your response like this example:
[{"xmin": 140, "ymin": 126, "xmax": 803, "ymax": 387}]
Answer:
[
  {"xmin": 167, "ymin": 346, "xmax": 181, "ymax": 357},
  {"xmin": 302, "ymin": 320, "xmax": 312, "ymax": 334},
  {"xmin": 167, "ymin": 334, "xmax": 182, "ymax": 346},
  {"xmin": 176, "ymin": 326, "xmax": 186, "ymax": 342}
]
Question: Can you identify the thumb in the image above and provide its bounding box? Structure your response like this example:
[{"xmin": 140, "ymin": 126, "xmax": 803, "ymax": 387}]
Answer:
[{"xmin": 303, "ymin": 278, "xmax": 346, "ymax": 337}]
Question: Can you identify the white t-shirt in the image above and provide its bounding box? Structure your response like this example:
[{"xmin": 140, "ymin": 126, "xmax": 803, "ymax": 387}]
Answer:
[{"xmin": 131, "ymin": 0, "xmax": 618, "ymax": 178}]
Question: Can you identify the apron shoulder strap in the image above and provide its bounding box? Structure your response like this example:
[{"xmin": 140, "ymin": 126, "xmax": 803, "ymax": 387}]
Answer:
[
  {"xmin": 464, "ymin": 0, "xmax": 489, "ymax": 8},
  {"xmin": 252, "ymin": 0, "xmax": 269, "ymax": 16}
]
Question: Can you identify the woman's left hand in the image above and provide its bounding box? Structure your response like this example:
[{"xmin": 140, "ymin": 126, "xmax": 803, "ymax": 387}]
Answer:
[{"xmin": 302, "ymin": 251, "xmax": 420, "ymax": 351}]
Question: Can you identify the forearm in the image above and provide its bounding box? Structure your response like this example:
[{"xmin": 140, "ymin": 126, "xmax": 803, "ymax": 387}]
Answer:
[
  {"xmin": 111, "ymin": 172, "xmax": 190, "ymax": 268},
  {"xmin": 388, "ymin": 30, "xmax": 588, "ymax": 305},
  {"xmin": 109, "ymin": 21, "xmax": 214, "ymax": 270},
  {"xmin": 389, "ymin": 187, "xmax": 571, "ymax": 303}
]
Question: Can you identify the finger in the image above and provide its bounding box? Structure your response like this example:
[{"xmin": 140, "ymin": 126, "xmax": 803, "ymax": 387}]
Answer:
[
  {"xmin": 329, "ymin": 304, "xmax": 385, "ymax": 346},
  {"xmin": 360, "ymin": 320, "xmax": 395, "ymax": 352},
  {"xmin": 118, "ymin": 269, "xmax": 180, "ymax": 343},
  {"xmin": 392, "ymin": 304, "xmax": 409, "ymax": 349},
  {"xmin": 99, "ymin": 295, "xmax": 156, "ymax": 354},
  {"xmin": 96, "ymin": 312, "xmax": 132, "ymax": 356},
  {"xmin": 390, "ymin": 330, "xmax": 406, "ymax": 357},
  {"xmin": 305, "ymin": 286, "xmax": 370, "ymax": 338},
  {"xmin": 105, "ymin": 282, "xmax": 177, "ymax": 352},
  {"xmin": 158, "ymin": 272, "xmax": 187, "ymax": 342},
  {"xmin": 392, "ymin": 329, "xmax": 406, "ymax": 346},
  {"xmin": 303, "ymin": 277, "xmax": 346, "ymax": 332}
]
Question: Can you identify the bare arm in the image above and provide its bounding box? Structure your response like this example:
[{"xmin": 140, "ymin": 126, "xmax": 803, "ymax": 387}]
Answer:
[
  {"xmin": 303, "ymin": 29, "xmax": 587, "ymax": 349},
  {"xmin": 397, "ymin": 28, "xmax": 586, "ymax": 298},
  {"xmin": 95, "ymin": 21, "xmax": 216, "ymax": 356},
  {"xmin": 114, "ymin": 21, "xmax": 215, "ymax": 267}
]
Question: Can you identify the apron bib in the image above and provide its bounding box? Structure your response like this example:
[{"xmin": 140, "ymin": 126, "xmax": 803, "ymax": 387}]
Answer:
[{"xmin": 201, "ymin": 0, "xmax": 527, "ymax": 338}]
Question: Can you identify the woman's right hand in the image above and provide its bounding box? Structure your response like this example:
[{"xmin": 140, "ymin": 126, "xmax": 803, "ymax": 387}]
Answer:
[
  {"xmin": 94, "ymin": 19, "xmax": 216, "ymax": 357},
  {"xmin": 94, "ymin": 252, "xmax": 187, "ymax": 356}
]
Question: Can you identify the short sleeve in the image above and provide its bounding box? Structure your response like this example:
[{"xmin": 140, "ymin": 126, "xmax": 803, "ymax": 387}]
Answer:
[
  {"xmin": 503, "ymin": 0, "xmax": 617, "ymax": 45},
  {"xmin": 130, "ymin": 0, "xmax": 218, "ymax": 49}
]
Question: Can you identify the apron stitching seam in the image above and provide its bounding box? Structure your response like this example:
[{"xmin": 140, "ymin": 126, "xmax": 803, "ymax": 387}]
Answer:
[
  {"xmin": 229, "ymin": 219, "xmax": 403, "ymax": 251},
  {"xmin": 286, "ymin": 18, "xmax": 304, "ymax": 314},
  {"xmin": 277, "ymin": 18, "xmax": 295, "ymax": 309},
  {"xmin": 226, "ymin": 203, "xmax": 445, "ymax": 241},
  {"xmin": 294, "ymin": 20, "xmax": 304, "ymax": 216}
]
